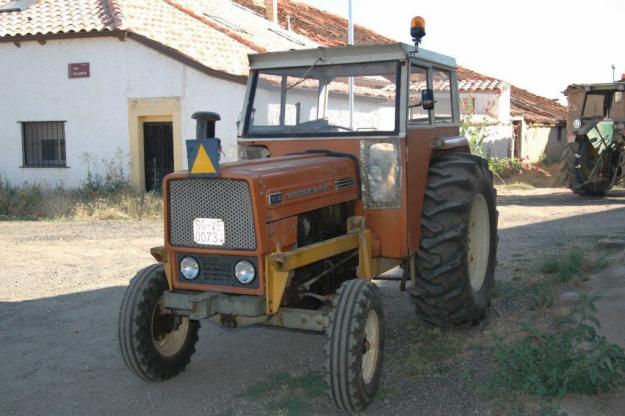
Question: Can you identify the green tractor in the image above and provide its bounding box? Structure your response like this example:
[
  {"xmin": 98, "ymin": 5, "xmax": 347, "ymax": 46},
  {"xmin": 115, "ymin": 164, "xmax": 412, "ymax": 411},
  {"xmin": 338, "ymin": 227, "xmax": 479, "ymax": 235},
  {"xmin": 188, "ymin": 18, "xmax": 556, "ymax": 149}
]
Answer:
[{"xmin": 562, "ymin": 82, "xmax": 625, "ymax": 195}]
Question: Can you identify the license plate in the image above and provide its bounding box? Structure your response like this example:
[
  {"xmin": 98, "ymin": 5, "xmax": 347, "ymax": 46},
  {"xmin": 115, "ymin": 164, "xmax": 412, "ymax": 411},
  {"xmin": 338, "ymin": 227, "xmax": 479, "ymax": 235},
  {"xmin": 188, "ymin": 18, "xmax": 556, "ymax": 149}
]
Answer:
[{"xmin": 193, "ymin": 218, "xmax": 225, "ymax": 246}]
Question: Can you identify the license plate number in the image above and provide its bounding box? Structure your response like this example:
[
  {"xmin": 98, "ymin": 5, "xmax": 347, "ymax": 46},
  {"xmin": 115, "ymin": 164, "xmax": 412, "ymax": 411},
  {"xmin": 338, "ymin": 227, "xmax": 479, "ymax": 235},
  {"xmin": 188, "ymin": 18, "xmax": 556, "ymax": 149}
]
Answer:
[{"xmin": 193, "ymin": 218, "xmax": 225, "ymax": 246}]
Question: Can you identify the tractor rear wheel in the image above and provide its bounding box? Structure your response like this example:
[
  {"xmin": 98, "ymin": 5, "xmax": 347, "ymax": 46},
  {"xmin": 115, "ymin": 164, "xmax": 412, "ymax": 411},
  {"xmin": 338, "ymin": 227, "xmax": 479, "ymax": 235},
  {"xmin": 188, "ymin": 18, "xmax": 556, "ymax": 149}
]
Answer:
[
  {"xmin": 119, "ymin": 264, "xmax": 200, "ymax": 381},
  {"xmin": 411, "ymin": 153, "xmax": 497, "ymax": 327},
  {"xmin": 326, "ymin": 279, "xmax": 384, "ymax": 412},
  {"xmin": 561, "ymin": 137, "xmax": 612, "ymax": 196}
]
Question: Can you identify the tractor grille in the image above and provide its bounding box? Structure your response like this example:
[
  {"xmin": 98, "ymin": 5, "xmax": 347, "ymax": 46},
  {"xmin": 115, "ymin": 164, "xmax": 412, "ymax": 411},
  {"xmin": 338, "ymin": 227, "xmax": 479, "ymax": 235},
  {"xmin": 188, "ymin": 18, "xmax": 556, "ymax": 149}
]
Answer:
[{"xmin": 168, "ymin": 178, "xmax": 256, "ymax": 250}]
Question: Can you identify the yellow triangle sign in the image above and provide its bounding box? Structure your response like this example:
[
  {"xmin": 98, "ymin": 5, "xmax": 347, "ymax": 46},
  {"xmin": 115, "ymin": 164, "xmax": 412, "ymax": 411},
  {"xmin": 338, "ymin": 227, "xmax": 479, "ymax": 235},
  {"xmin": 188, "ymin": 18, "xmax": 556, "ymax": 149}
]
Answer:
[{"xmin": 191, "ymin": 145, "xmax": 217, "ymax": 174}]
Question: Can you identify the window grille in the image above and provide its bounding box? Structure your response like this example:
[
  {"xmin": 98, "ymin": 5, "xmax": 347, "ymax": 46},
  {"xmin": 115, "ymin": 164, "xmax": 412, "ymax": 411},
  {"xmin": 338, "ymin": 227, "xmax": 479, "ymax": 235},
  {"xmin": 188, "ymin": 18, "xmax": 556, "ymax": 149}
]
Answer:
[{"xmin": 21, "ymin": 121, "xmax": 67, "ymax": 167}]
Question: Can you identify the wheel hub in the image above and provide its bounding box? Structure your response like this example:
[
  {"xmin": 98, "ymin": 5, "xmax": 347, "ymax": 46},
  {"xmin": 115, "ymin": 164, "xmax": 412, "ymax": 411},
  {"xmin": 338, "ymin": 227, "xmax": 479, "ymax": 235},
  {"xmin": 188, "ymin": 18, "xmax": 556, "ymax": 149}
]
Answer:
[
  {"xmin": 361, "ymin": 310, "xmax": 380, "ymax": 384},
  {"xmin": 467, "ymin": 193, "xmax": 490, "ymax": 292},
  {"xmin": 151, "ymin": 307, "xmax": 190, "ymax": 357}
]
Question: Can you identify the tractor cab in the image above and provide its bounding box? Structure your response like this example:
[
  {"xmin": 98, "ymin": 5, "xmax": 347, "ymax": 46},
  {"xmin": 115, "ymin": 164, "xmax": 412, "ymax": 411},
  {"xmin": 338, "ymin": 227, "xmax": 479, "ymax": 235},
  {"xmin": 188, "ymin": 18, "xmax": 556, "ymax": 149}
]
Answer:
[{"xmin": 237, "ymin": 42, "xmax": 467, "ymax": 260}]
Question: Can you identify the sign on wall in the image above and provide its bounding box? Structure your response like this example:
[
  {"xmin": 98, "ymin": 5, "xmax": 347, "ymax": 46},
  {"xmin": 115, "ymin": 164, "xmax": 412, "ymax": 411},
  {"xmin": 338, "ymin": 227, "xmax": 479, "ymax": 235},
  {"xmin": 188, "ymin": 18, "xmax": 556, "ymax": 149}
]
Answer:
[{"xmin": 68, "ymin": 63, "xmax": 90, "ymax": 79}]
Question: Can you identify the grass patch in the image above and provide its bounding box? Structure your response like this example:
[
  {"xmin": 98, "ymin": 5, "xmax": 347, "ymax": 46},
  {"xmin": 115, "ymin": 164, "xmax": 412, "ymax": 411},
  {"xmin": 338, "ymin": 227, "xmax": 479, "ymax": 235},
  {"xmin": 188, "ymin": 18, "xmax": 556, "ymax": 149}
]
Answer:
[
  {"xmin": 540, "ymin": 246, "xmax": 618, "ymax": 283},
  {"xmin": 541, "ymin": 247, "xmax": 584, "ymax": 282},
  {"xmin": 375, "ymin": 384, "xmax": 396, "ymax": 400},
  {"xmin": 495, "ymin": 279, "xmax": 556, "ymax": 311},
  {"xmin": 238, "ymin": 371, "xmax": 326, "ymax": 416},
  {"xmin": 491, "ymin": 295, "xmax": 625, "ymax": 398},
  {"xmin": 401, "ymin": 327, "xmax": 461, "ymax": 376}
]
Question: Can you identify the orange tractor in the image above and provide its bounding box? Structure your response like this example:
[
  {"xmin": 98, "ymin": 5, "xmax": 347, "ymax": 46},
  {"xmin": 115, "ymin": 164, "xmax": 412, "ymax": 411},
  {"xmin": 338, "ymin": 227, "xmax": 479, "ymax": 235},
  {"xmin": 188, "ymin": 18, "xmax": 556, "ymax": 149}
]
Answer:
[{"xmin": 119, "ymin": 20, "xmax": 498, "ymax": 412}]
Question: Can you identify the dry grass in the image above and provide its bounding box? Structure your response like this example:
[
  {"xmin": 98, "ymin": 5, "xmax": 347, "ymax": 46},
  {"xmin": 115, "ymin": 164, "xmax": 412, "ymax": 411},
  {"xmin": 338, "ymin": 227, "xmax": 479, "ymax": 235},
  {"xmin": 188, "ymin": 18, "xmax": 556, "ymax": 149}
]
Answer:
[{"xmin": 0, "ymin": 179, "xmax": 162, "ymax": 220}]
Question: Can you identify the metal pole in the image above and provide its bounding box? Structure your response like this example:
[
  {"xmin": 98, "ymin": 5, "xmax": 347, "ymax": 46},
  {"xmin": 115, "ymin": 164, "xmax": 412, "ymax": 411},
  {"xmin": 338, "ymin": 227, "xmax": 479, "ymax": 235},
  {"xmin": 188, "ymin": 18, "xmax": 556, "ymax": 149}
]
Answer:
[
  {"xmin": 348, "ymin": 0, "xmax": 354, "ymax": 128},
  {"xmin": 612, "ymin": 64, "xmax": 616, "ymax": 82}
]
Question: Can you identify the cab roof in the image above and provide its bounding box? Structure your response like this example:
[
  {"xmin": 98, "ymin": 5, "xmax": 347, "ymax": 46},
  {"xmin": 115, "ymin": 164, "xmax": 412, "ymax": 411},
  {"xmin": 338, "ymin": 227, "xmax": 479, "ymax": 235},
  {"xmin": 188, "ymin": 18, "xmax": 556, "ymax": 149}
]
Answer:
[
  {"xmin": 566, "ymin": 81, "xmax": 625, "ymax": 93},
  {"xmin": 248, "ymin": 43, "xmax": 457, "ymax": 71}
]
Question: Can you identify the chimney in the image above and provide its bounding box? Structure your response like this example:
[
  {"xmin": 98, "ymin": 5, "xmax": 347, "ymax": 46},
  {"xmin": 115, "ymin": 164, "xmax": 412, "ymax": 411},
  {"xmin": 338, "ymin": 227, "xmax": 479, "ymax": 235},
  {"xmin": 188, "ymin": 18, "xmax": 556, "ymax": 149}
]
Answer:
[{"xmin": 266, "ymin": 0, "xmax": 278, "ymax": 24}]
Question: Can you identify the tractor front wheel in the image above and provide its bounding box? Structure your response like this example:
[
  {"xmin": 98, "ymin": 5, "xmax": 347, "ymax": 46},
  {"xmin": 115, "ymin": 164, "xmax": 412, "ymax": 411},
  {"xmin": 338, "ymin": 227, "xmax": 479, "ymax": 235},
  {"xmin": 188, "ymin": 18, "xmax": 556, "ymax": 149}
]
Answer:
[
  {"xmin": 325, "ymin": 279, "xmax": 384, "ymax": 412},
  {"xmin": 118, "ymin": 264, "xmax": 200, "ymax": 381},
  {"xmin": 412, "ymin": 153, "xmax": 498, "ymax": 327}
]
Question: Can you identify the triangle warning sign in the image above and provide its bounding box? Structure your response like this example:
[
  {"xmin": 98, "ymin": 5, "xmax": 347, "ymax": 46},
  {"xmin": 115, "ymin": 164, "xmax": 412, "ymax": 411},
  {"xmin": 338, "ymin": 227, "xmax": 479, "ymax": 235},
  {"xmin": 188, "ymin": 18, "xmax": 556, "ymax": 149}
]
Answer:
[{"xmin": 191, "ymin": 145, "xmax": 217, "ymax": 174}]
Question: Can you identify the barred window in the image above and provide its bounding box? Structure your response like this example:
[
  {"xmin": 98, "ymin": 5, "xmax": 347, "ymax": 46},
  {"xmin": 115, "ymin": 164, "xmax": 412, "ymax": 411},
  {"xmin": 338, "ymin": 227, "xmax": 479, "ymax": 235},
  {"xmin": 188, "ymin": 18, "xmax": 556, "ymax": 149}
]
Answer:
[{"xmin": 21, "ymin": 121, "xmax": 67, "ymax": 167}]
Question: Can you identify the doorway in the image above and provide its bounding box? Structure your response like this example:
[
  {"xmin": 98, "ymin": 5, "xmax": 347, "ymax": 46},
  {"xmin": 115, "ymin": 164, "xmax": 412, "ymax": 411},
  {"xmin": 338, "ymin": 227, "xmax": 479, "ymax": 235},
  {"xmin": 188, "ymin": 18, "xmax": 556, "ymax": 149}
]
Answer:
[
  {"xmin": 143, "ymin": 122, "xmax": 174, "ymax": 192},
  {"xmin": 512, "ymin": 120, "xmax": 522, "ymax": 158}
]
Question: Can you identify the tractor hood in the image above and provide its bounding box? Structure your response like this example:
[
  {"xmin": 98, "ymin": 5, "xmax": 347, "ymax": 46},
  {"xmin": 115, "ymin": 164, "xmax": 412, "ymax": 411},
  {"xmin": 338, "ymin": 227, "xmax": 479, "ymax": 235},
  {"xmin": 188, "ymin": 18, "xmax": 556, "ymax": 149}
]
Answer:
[{"xmin": 221, "ymin": 153, "xmax": 359, "ymax": 223}]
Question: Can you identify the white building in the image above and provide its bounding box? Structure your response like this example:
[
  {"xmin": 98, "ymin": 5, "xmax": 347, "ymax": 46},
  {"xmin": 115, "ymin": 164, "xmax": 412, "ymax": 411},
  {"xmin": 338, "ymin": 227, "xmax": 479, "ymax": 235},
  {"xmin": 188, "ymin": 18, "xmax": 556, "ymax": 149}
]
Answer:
[
  {"xmin": 0, "ymin": 0, "xmax": 317, "ymax": 190},
  {"xmin": 0, "ymin": 0, "xmax": 566, "ymax": 192}
]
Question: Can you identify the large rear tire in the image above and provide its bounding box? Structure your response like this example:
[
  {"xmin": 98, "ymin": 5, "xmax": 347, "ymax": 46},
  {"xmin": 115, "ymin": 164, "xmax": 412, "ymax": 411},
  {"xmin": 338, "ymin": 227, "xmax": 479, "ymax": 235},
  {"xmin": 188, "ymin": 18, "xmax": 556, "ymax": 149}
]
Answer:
[
  {"xmin": 561, "ymin": 137, "xmax": 612, "ymax": 196},
  {"xmin": 119, "ymin": 264, "xmax": 200, "ymax": 381},
  {"xmin": 326, "ymin": 279, "xmax": 384, "ymax": 412},
  {"xmin": 411, "ymin": 153, "xmax": 497, "ymax": 327}
]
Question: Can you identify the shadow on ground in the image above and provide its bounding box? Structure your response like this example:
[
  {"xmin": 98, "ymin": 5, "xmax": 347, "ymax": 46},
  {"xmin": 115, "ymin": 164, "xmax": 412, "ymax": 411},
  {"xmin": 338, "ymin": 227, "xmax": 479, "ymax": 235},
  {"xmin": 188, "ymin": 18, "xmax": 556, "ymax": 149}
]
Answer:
[
  {"xmin": 497, "ymin": 190, "xmax": 625, "ymax": 207},
  {"xmin": 0, "ymin": 282, "xmax": 484, "ymax": 416},
  {"xmin": 2, "ymin": 190, "xmax": 625, "ymax": 416}
]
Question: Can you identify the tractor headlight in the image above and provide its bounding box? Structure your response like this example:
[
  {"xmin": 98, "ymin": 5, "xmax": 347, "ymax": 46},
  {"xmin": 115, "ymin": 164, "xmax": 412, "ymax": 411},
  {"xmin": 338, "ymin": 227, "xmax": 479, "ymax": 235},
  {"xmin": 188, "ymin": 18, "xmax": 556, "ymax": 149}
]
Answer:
[
  {"xmin": 234, "ymin": 260, "xmax": 256, "ymax": 285},
  {"xmin": 573, "ymin": 119, "xmax": 582, "ymax": 129},
  {"xmin": 180, "ymin": 256, "xmax": 200, "ymax": 280}
]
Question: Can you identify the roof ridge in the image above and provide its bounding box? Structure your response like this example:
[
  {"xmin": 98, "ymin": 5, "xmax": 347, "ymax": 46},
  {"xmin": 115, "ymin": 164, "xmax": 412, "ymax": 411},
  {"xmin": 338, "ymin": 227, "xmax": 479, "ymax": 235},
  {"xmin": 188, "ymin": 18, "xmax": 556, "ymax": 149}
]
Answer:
[
  {"xmin": 160, "ymin": 0, "xmax": 265, "ymax": 53},
  {"xmin": 104, "ymin": 0, "xmax": 125, "ymax": 30}
]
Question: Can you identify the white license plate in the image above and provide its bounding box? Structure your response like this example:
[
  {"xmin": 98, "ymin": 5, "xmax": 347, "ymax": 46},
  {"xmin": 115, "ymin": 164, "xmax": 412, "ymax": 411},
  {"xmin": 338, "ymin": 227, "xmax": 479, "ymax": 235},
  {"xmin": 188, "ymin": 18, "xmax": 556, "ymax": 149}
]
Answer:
[{"xmin": 193, "ymin": 218, "xmax": 225, "ymax": 246}]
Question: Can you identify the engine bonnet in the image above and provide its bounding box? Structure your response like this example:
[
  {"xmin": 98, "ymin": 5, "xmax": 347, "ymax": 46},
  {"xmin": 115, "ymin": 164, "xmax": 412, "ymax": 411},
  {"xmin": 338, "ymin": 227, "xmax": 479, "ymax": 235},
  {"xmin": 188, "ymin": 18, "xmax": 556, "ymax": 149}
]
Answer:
[{"xmin": 220, "ymin": 153, "xmax": 359, "ymax": 222}]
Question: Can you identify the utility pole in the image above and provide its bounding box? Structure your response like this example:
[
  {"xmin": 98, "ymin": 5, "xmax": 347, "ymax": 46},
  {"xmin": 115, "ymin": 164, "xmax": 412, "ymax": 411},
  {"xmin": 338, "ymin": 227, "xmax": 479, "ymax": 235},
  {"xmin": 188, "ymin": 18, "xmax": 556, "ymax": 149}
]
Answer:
[
  {"xmin": 612, "ymin": 64, "xmax": 616, "ymax": 82},
  {"xmin": 348, "ymin": 0, "xmax": 354, "ymax": 128}
]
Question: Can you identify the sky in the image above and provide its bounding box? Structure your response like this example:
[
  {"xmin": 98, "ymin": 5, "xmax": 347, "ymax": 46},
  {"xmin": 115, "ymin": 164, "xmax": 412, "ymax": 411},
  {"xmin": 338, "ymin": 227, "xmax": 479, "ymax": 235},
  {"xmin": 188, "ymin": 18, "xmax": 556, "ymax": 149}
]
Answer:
[{"xmin": 303, "ymin": 0, "xmax": 625, "ymax": 103}]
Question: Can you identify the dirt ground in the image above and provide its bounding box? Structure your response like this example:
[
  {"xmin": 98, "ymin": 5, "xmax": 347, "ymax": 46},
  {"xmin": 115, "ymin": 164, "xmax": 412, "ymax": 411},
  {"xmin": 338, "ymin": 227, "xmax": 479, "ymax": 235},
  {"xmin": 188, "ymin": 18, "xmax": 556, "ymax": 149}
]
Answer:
[{"xmin": 1, "ymin": 187, "xmax": 625, "ymax": 416}]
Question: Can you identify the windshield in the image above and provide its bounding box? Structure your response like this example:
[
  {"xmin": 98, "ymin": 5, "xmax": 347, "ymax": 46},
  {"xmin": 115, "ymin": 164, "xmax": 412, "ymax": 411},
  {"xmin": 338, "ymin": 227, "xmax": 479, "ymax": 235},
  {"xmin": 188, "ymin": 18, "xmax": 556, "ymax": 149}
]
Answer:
[{"xmin": 245, "ymin": 61, "xmax": 399, "ymax": 137}]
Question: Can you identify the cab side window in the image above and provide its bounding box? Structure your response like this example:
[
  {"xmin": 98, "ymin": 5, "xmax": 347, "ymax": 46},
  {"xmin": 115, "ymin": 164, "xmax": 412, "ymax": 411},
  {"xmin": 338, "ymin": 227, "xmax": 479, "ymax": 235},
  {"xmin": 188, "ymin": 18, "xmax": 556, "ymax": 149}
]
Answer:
[
  {"xmin": 432, "ymin": 68, "xmax": 454, "ymax": 124},
  {"xmin": 409, "ymin": 65, "xmax": 430, "ymax": 125}
]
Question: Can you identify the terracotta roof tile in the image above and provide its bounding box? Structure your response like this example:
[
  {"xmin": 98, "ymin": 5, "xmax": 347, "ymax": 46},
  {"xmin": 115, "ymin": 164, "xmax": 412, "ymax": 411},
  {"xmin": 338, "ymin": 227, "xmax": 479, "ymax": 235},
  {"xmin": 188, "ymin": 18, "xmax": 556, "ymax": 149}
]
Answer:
[
  {"xmin": 0, "ymin": 0, "xmax": 565, "ymax": 125},
  {"xmin": 511, "ymin": 85, "xmax": 566, "ymax": 125},
  {"xmin": 0, "ymin": 0, "xmax": 115, "ymax": 37},
  {"xmin": 117, "ymin": 0, "xmax": 253, "ymax": 76}
]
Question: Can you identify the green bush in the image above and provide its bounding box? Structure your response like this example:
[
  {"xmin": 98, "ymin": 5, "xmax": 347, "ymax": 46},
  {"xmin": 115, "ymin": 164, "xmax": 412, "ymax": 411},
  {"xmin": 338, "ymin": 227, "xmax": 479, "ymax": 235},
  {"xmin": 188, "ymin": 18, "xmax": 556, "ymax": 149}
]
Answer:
[
  {"xmin": 460, "ymin": 115, "xmax": 490, "ymax": 157},
  {"xmin": 493, "ymin": 296, "xmax": 625, "ymax": 398}
]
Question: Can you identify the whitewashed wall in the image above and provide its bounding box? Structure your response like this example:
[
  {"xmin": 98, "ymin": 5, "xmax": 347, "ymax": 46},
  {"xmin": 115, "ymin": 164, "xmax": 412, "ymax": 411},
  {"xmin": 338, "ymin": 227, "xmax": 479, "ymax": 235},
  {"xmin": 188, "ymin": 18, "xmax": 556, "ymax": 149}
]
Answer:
[
  {"xmin": 460, "ymin": 85, "xmax": 513, "ymax": 158},
  {"xmin": 0, "ymin": 36, "xmax": 246, "ymax": 188},
  {"xmin": 522, "ymin": 124, "xmax": 565, "ymax": 162}
]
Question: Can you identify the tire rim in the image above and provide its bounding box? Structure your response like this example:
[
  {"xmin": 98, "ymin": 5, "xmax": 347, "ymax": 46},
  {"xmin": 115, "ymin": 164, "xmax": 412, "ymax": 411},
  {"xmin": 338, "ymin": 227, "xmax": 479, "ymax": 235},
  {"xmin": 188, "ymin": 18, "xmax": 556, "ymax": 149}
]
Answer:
[
  {"xmin": 467, "ymin": 193, "xmax": 490, "ymax": 292},
  {"xmin": 361, "ymin": 309, "xmax": 380, "ymax": 384},
  {"xmin": 151, "ymin": 307, "xmax": 189, "ymax": 357}
]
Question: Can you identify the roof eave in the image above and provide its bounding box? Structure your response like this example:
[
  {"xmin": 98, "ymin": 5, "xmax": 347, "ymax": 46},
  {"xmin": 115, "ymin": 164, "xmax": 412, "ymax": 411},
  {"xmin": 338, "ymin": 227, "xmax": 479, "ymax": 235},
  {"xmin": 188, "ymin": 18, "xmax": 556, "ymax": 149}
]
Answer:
[
  {"xmin": 0, "ymin": 29, "xmax": 123, "ymax": 43},
  {"xmin": 0, "ymin": 30, "xmax": 248, "ymax": 85}
]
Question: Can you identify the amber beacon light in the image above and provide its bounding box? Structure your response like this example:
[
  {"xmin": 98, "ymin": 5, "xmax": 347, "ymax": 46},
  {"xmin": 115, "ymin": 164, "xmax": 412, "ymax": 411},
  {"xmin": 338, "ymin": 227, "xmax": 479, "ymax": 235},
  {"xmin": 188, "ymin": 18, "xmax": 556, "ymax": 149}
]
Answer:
[{"xmin": 410, "ymin": 16, "xmax": 426, "ymax": 48}]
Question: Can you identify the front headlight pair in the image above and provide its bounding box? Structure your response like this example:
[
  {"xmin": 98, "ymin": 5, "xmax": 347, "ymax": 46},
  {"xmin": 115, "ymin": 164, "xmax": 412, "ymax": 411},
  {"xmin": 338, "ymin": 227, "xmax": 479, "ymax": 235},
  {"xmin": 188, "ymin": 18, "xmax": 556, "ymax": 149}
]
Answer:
[{"xmin": 179, "ymin": 256, "xmax": 255, "ymax": 285}]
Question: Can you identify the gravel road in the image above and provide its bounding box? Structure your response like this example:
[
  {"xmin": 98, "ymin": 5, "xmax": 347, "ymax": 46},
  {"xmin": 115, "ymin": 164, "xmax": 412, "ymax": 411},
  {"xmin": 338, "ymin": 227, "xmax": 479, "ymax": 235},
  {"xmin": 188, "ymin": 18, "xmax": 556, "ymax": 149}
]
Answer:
[{"xmin": 1, "ymin": 187, "xmax": 624, "ymax": 416}]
